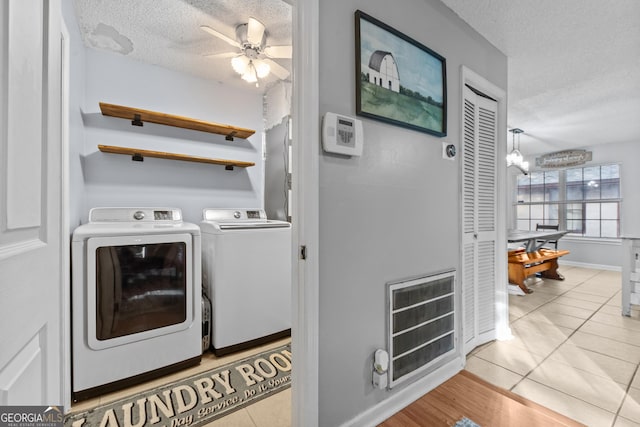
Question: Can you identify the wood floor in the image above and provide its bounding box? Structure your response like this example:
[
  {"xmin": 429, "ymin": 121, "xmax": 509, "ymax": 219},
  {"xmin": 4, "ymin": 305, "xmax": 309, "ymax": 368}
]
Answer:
[{"xmin": 378, "ymin": 370, "xmax": 586, "ymax": 427}]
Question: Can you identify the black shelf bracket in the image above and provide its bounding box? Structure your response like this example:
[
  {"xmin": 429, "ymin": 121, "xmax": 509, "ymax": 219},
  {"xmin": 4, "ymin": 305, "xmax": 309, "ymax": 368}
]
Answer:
[
  {"xmin": 225, "ymin": 165, "xmax": 234, "ymax": 171},
  {"xmin": 225, "ymin": 131, "xmax": 237, "ymax": 141},
  {"xmin": 132, "ymin": 153, "xmax": 144, "ymax": 162},
  {"xmin": 131, "ymin": 114, "xmax": 144, "ymax": 127}
]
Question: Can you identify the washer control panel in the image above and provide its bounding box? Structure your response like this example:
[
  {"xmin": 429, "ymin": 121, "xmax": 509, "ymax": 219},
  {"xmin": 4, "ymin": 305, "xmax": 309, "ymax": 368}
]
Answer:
[{"xmin": 203, "ymin": 209, "xmax": 267, "ymax": 222}]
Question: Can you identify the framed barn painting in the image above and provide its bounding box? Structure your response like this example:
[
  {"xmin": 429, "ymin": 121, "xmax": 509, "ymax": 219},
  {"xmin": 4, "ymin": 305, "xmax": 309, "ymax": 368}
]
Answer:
[{"xmin": 355, "ymin": 10, "xmax": 447, "ymax": 137}]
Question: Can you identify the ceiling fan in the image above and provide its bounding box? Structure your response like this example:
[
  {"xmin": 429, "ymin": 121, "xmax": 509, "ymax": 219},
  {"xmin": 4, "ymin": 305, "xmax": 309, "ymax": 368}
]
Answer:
[{"xmin": 201, "ymin": 17, "xmax": 292, "ymax": 86}]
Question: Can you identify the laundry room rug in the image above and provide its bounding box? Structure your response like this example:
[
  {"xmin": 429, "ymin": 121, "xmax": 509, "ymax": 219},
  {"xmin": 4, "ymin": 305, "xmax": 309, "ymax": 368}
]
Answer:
[
  {"xmin": 65, "ymin": 344, "xmax": 291, "ymax": 427},
  {"xmin": 454, "ymin": 417, "xmax": 480, "ymax": 427}
]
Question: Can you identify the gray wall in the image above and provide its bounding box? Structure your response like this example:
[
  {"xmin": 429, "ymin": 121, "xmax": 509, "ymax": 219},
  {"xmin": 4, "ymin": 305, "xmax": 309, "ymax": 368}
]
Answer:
[{"xmin": 318, "ymin": 0, "xmax": 507, "ymax": 425}]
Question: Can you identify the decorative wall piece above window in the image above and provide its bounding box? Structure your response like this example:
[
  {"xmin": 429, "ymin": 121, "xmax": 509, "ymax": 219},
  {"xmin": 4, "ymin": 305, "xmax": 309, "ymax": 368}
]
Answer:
[
  {"xmin": 355, "ymin": 10, "xmax": 447, "ymax": 137},
  {"xmin": 536, "ymin": 149, "xmax": 593, "ymax": 168}
]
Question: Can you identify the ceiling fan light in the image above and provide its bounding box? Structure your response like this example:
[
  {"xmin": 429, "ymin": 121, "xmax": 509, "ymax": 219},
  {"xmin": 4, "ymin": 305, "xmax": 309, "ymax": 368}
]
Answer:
[
  {"xmin": 231, "ymin": 55, "xmax": 249, "ymax": 74},
  {"xmin": 241, "ymin": 71, "xmax": 257, "ymax": 83},
  {"xmin": 255, "ymin": 60, "xmax": 270, "ymax": 78},
  {"xmin": 241, "ymin": 62, "xmax": 258, "ymax": 83}
]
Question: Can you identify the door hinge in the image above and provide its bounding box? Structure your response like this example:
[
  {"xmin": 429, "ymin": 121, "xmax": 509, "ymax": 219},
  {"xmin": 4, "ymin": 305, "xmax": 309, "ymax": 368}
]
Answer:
[{"xmin": 300, "ymin": 245, "xmax": 307, "ymax": 260}]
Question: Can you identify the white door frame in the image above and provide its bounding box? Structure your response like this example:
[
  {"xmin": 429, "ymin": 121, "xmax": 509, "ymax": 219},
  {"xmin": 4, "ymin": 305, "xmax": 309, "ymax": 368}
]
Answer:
[
  {"xmin": 460, "ymin": 66, "xmax": 511, "ymax": 344},
  {"xmin": 291, "ymin": 0, "xmax": 320, "ymax": 426},
  {"xmin": 60, "ymin": 15, "xmax": 72, "ymax": 410},
  {"xmin": 51, "ymin": 0, "xmax": 321, "ymax": 416}
]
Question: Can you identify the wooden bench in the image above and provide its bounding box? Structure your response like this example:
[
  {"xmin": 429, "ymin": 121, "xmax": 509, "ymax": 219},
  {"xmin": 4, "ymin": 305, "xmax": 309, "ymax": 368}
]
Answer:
[{"xmin": 508, "ymin": 248, "xmax": 570, "ymax": 294}]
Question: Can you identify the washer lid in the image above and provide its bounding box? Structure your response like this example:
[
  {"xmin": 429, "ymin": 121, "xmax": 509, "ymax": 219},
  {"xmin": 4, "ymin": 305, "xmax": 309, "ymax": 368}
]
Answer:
[
  {"xmin": 215, "ymin": 220, "xmax": 291, "ymax": 230},
  {"xmin": 202, "ymin": 208, "xmax": 290, "ymax": 230}
]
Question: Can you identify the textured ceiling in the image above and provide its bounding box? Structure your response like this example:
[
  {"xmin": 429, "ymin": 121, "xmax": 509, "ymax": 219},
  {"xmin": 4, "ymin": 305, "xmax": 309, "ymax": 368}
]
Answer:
[
  {"xmin": 73, "ymin": 0, "xmax": 639, "ymax": 155},
  {"xmin": 72, "ymin": 0, "xmax": 292, "ymax": 93},
  {"xmin": 441, "ymin": 0, "xmax": 640, "ymax": 155}
]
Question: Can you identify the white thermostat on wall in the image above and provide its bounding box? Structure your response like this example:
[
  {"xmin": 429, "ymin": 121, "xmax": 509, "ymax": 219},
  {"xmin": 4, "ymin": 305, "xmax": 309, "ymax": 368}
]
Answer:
[{"xmin": 322, "ymin": 112, "xmax": 363, "ymax": 156}]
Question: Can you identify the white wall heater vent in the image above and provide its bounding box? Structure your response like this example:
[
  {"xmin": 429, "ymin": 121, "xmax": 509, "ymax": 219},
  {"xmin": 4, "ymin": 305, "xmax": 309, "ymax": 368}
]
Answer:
[{"xmin": 387, "ymin": 269, "xmax": 456, "ymax": 388}]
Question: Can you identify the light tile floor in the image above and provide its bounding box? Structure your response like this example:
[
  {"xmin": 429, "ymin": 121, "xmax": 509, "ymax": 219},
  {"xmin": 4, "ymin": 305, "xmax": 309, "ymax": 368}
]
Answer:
[
  {"xmin": 68, "ymin": 337, "xmax": 291, "ymax": 427},
  {"xmin": 467, "ymin": 266, "xmax": 640, "ymax": 427}
]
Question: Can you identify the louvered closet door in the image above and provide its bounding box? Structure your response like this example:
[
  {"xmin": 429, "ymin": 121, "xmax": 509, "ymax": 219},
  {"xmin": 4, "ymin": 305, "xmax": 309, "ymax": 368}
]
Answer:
[{"xmin": 461, "ymin": 86, "xmax": 498, "ymax": 354}]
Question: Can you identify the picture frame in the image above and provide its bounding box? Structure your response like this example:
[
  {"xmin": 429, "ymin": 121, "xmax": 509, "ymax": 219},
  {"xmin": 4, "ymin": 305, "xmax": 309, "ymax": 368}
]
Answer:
[{"xmin": 355, "ymin": 10, "xmax": 447, "ymax": 137}]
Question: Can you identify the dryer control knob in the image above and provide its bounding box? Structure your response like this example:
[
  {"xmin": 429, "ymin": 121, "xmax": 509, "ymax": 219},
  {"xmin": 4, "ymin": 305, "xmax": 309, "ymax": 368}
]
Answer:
[
  {"xmin": 233, "ymin": 211, "xmax": 242, "ymax": 219},
  {"xmin": 133, "ymin": 211, "xmax": 145, "ymax": 220}
]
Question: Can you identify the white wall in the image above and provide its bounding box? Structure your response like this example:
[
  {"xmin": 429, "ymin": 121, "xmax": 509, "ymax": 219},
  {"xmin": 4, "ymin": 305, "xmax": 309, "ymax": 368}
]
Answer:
[
  {"xmin": 318, "ymin": 0, "xmax": 507, "ymax": 425},
  {"xmin": 77, "ymin": 49, "xmax": 264, "ymax": 224},
  {"xmin": 510, "ymin": 140, "xmax": 640, "ymax": 269}
]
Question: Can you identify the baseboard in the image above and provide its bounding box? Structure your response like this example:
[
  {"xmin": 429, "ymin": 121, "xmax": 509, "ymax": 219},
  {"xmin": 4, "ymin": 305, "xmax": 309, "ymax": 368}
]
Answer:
[
  {"xmin": 560, "ymin": 260, "xmax": 621, "ymax": 272},
  {"xmin": 339, "ymin": 356, "xmax": 464, "ymax": 427}
]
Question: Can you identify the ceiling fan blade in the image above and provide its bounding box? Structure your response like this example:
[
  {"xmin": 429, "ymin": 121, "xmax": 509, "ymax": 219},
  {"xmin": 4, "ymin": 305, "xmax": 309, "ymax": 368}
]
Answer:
[
  {"xmin": 264, "ymin": 58, "xmax": 290, "ymax": 80},
  {"xmin": 247, "ymin": 17, "xmax": 266, "ymax": 46},
  {"xmin": 204, "ymin": 51, "xmax": 237, "ymax": 59},
  {"xmin": 200, "ymin": 25, "xmax": 241, "ymax": 49},
  {"xmin": 264, "ymin": 45, "xmax": 292, "ymax": 59}
]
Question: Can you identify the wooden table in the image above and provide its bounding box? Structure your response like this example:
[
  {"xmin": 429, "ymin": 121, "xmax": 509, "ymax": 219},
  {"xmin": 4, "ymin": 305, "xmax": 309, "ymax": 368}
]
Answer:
[
  {"xmin": 507, "ymin": 229, "xmax": 570, "ymax": 294},
  {"xmin": 507, "ymin": 229, "xmax": 567, "ymax": 253}
]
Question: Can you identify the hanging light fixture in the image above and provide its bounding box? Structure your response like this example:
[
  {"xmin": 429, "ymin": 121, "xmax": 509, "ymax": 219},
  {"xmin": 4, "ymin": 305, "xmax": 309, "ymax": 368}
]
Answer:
[{"xmin": 507, "ymin": 128, "xmax": 529, "ymax": 174}]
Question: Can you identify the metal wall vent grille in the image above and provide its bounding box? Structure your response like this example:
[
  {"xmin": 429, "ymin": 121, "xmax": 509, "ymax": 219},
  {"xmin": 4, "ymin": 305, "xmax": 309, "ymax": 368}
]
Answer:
[{"xmin": 388, "ymin": 270, "xmax": 456, "ymax": 388}]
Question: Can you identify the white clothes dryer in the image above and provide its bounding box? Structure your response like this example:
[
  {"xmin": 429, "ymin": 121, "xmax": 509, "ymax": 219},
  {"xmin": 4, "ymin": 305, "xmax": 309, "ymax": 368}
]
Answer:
[
  {"xmin": 200, "ymin": 209, "xmax": 291, "ymax": 355},
  {"xmin": 71, "ymin": 207, "xmax": 201, "ymax": 401}
]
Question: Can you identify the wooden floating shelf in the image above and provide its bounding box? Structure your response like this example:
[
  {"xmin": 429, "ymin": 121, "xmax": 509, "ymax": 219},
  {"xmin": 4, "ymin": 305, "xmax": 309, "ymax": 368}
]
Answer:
[
  {"xmin": 98, "ymin": 144, "xmax": 255, "ymax": 170},
  {"xmin": 99, "ymin": 102, "xmax": 256, "ymax": 140}
]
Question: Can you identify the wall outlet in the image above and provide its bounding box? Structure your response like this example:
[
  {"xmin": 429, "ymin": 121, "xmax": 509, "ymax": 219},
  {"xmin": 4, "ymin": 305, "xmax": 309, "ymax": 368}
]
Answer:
[{"xmin": 373, "ymin": 370, "xmax": 388, "ymax": 389}]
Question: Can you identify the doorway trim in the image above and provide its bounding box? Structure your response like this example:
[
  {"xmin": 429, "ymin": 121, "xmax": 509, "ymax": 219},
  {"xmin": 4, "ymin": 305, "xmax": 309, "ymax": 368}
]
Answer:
[
  {"xmin": 460, "ymin": 66, "xmax": 511, "ymax": 342},
  {"xmin": 60, "ymin": 15, "xmax": 72, "ymax": 410},
  {"xmin": 291, "ymin": 0, "xmax": 320, "ymax": 426}
]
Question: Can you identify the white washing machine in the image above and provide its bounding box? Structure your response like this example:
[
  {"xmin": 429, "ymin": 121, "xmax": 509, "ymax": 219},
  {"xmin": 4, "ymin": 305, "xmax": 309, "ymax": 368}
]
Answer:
[
  {"xmin": 201, "ymin": 208, "xmax": 291, "ymax": 355},
  {"xmin": 71, "ymin": 207, "xmax": 201, "ymax": 401}
]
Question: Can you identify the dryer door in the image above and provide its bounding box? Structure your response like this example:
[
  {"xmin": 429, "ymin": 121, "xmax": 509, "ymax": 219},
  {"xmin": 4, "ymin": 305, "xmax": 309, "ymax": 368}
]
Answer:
[{"xmin": 85, "ymin": 233, "xmax": 194, "ymax": 349}]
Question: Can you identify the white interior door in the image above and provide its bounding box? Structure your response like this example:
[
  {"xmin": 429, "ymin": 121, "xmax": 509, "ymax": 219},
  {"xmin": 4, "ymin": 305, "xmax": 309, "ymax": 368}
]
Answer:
[
  {"xmin": 0, "ymin": 0, "xmax": 64, "ymax": 405},
  {"xmin": 461, "ymin": 85, "xmax": 498, "ymax": 354}
]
